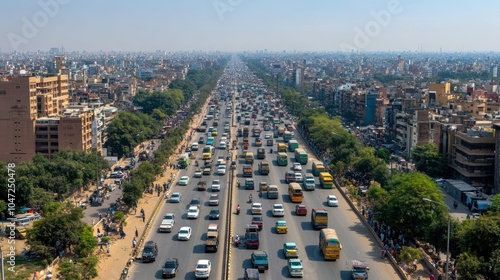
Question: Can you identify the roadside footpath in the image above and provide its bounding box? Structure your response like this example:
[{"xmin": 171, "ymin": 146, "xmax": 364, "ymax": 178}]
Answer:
[{"xmin": 93, "ymin": 98, "xmax": 210, "ymax": 280}]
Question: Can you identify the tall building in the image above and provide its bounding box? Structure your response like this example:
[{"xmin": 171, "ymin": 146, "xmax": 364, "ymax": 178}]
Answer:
[
  {"xmin": 0, "ymin": 75, "xmax": 69, "ymax": 162},
  {"xmin": 429, "ymin": 82, "xmax": 451, "ymax": 106}
]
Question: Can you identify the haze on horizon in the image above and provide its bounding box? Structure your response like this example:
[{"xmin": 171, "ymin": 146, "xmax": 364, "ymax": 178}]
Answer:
[{"xmin": 2, "ymin": 0, "xmax": 499, "ymax": 53}]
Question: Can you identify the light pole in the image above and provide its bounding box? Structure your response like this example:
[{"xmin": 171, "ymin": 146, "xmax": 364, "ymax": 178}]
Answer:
[{"xmin": 422, "ymin": 198, "xmax": 451, "ymax": 280}]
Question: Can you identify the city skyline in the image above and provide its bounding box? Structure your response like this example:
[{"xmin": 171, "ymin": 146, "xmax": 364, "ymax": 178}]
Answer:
[{"xmin": 2, "ymin": 0, "xmax": 500, "ymax": 53}]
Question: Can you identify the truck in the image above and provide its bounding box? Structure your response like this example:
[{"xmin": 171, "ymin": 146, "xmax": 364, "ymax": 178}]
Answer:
[
  {"xmin": 258, "ymin": 160, "xmax": 270, "ymax": 175},
  {"xmin": 158, "ymin": 213, "xmax": 175, "ymax": 233},
  {"xmin": 257, "ymin": 148, "xmax": 266, "ymax": 159},
  {"xmin": 251, "ymin": 251, "xmax": 269, "ymax": 272},
  {"xmin": 267, "ymin": 185, "xmax": 279, "ymax": 199},
  {"xmin": 245, "ymin": 232, "xmax": 259, "ymax": 249},
  {"xmin": 198, "ymin": 181, "xmax": 207, "ymax": 191},
  {"xmin": 311, "ymin": 209, "xmax": 328, "ymax": 230},
  {"xmin": 243, "ymin": 165, "xmax": 253, "ymax": 177},
  {"xmin": 319, "ymin": 172, "xmax": 333, "ymax": 189},
  {"xmin": 205, "ymin": 231, "xmax": 219, "ymax": 253}
]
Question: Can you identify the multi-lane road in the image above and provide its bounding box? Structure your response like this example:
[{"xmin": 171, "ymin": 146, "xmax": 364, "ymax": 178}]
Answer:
[{"xmin": 128, "ymin": 57, "xmax": 401, "ymax": 280}]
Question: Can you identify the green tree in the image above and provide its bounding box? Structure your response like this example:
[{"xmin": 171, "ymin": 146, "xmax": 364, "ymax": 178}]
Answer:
[
  {"xmin": 489, "ymin": 194, "xmax": 500, "ymax": 215},
  {"xmin": 75, "ymin": 227, "xmax": 98, "ymax": 258},
  {"xmin": 372, "ymin": 164, "xmax": 390, "ymax": 187},
  {"xmin": 412, "ymin": 143, "xmax": 445, "ymax": 177},
  {"xmin": 456, "ymin": 252, "xmax": 481, "ymax": 280},
  {"xmin": 377, "ymin": 173, "xmax": 446, "ymax": 239},
  {"xmin": 376, "ymin": 148, "xmax": 390, "ymax": 163},
  {"xmin": 399, "ymin": 246, "xmax": 423, "ymax": 265}
]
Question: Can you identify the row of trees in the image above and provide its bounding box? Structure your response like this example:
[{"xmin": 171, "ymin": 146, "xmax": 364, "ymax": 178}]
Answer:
[
  {"xmin": 120, "ymin": 60, "xmax": 227, "ymax": 208},
  {"xmin": 0, "ymin": 151, "xmax": 108, "ymax": 215},
  {"xmin": 243, "ymin": 58, "xmax": 500, "ymax": 279}
]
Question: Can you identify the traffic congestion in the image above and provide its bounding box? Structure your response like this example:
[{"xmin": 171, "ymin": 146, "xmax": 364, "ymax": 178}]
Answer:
[{"xmin": 127, "ymin": 56, "xmax": 400, "ymax": 280}]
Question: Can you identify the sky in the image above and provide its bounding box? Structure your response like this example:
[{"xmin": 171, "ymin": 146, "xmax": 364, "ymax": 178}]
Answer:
[{"xmin": 1, "ymin": 0, "xmax": 500, "ymax": 53}]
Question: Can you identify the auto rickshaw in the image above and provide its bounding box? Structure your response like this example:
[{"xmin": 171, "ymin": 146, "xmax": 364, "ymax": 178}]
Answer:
[{"xmin": 276, "ymin": 220, "xmax": 288, "ymax": 234}]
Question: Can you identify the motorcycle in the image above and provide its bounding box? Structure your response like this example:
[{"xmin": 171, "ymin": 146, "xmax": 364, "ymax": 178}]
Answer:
[
  {"xmin": 234, "ymin": 235, "xmax": 241, "ymax": 247},
  {"xmin": 236, "ymin": 206, "xmax": 240, "ymax": 215},
  {"xmin": 248, "ymin": 194, "xmax": 253, "ymax": 203}
]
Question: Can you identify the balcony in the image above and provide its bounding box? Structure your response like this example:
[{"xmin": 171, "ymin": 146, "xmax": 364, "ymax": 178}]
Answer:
[
  {"xmin": 449, "ymin": 163, "xmax": 493, "ymax": 178},
  {"xmin": 454, "ymin": 154, "xmax": 492, "ymax": 167},
  {"xmin": 454, "ymin": 144, "xmax": 494, "ymax": 156}
]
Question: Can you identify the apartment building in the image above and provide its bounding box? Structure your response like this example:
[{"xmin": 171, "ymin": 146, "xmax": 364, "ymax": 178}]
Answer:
[
  {"xmin": 447, "ymin": 123, "xmax": 495, "ymax": 191},
  {"xmin": 493, "ymin": 123, "xmax": 500, "ymax": 194},
  {"xmin": 34, "ymin": 108, "xmax": 93, "ymax": 159},
  {"xmin": 0, "ymin": 75, "xmax": 69, "ymax": 162}
]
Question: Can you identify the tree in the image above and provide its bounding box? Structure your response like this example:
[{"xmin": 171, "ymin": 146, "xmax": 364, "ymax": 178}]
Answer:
[
  {"xmin": 75, "ymin": 227, "xmax": 98, "ymax": 258},
  {"xmin": 399, "ymin": 246, "xmax": 423, "ymax": 265},
  {"xmin": 412, "ymin": 143, "xmax": 445, "ymax": 177},
  {"xmin": 372, "ymin": 164, "xmax": 390, "ymax": 187},
  {"xmin": 376, "ymin": 173, "xmax": 446, "ymax": 239},
  {"xmin": 489, "ymin": 194, "xmax": 500, "ymax": 215},
  {"xmin": 375, "ymin": 148, "xmax": 390, "ymax": 163},
  {"xmin": 456, "ymin": 252, "xmax": 481, "ymax": 280}
]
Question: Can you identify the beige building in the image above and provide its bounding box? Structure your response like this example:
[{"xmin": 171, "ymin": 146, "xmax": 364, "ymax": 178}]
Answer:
[
  {"xmin": 0, "ymin": 75, "xmax": 69, "ymax": 162},
  {"xmin": 429, "ymin": 82, "xmax": 452, "ymax": 106}
]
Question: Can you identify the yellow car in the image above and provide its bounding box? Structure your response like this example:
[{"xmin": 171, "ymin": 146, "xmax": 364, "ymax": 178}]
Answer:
[
  {"xmin": 276, "ymin": 220, "xmax": 288, "ymax": 234},
  {"xmin": 212, "ymin": 131, "xmax": 218, "ymax": 136}
]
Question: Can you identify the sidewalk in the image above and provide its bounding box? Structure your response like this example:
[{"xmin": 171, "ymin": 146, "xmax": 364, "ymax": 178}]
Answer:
[{"xmin": 93, "ymin": 97, "xmax": 210, "ymax": 280}]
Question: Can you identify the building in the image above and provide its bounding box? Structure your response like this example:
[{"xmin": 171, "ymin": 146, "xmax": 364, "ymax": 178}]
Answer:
[
  {"xmin": 491, "ymin": 123, "xmax": 500, "ymax": 194},
  {"xmin": 429, "ymin": 82, "xmax": 452, "ymax": 106},
  {"xmin": 447, "ymin": 124, "xmax": 495, "ymax": 192},
  {"xmin": 35, "ymin": 108, "xmax": 93, "ymax": 159},
  {"xmin": 0, "ymin": 75, "xmax": 69, "ymax": 162}
]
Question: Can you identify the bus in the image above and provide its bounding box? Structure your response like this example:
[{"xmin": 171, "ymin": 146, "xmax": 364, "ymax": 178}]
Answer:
[
  {"xmin": 178, "ymin": 153, "xmax": 189, "ymax": 169},
  {"xmin": 277, "ymin": 152, "xmax": 288, "ymax": 166},
  {"xmin": 319, "ymin": 172, "xmax": 333, "ymax": 189},
  {"xmin": 311, "ymin": 208, "xmax": 328, "ymax": 230},
  {"xmin": 319, "ymin": 228, "xmax": 341, "ymax": 260},
  {"xmin": 288, "ymin": 183, "xmax": 303, "ymax": 203},
  {"xmin": 283, "ymin": 131, "xmax": 292, "ymax": 142},
  {"xmin": 288, "ymin": 140, "xmax": 299, "ymax": 152},
  {"xmin": 312, "ymin": 160, "xmax": 325, "ymax": 176},
  {"xmin": 294, "ymin": 148, "xmax": 308, "ymax": 165}
]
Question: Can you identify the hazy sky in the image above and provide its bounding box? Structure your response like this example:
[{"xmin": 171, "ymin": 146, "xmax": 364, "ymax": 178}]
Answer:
[{"xmin": 2, "ymin": 0, "xmax": 499, "ymax": 53}]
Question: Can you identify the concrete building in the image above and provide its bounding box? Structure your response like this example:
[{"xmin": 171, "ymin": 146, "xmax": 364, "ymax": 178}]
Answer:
[
  {"xmin": 447, "ymin": 123, "xmax": 495, "ymax": 191},
  {"xmin": 429, "ymin": 82, "xmax": 452, "ymax": 106},
  {"xmin": 34, "ymin": 107, "xmax": 93, "ymax": 159},
  {"xmin": 493, "ymin": 123, "xmax": 500, "ymax": 194},
  {"xmin": 0, "ymin": 75, "xmax": 69, "ymax": 162}
]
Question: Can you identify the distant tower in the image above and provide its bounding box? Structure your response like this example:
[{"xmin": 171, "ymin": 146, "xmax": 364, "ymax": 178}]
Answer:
[{"xmin": 492, "ymin": 65, "xmax": 498, "ymax": 78}]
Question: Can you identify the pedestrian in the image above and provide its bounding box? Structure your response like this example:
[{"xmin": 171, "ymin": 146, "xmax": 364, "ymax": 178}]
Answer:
[
  {"xmin": 142, "ymin": 214, "xmax": 145, "ymax": 223},
  {"xmin": 430, "ymin": 273, "xmax": 435, "ymax": 280},
  {"xmin": 437, "ymin": 274, "xmax": 443, "ymax": 280},
  {"xmin": 361, "ymin": 205, "xmax": 366, "ymax": 217},
  {"xmin": 33, "ymin": 270, "xmax": 38, "ymax": 280},
  {"xmin": 135, "ymin": 227, "xmax": 139, "ymax": 237},
  {"xmin": 97, "ymin": 228, "xmax": 101, "ymax": 237},
  {"xmin": 132, "ymin": 238, "xmax": 136, "ymax": 248}
]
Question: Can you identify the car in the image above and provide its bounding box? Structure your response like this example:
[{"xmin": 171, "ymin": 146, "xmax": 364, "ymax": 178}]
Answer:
[
  {"xmin": 178, "ymin": 176, "xmax": 189, "ymax": 186},
  {"xmin": 295, "ymin": 204, "xmax": 307, "ymax": 216},
  {"xmin": 265, "ymin": 133, "xmax": 272, "ymax": 139},
  {"xmin": 253, "ymin": 121, "xmax": 258, "ymax": 125},
  {"xmin": 244, "ymin": 268, "xmax": 260, "ymax": 280},
  {"xmin": 123, "ymin": 165, "xmax": 133, "ymax": 171},
  {"xmin": 109, "ymin": 171, "xmax": 123, "ymax": 178},
  {"xmin": 327, "ymin": 195, "xmax": 339, "ymax": 207},
  {"xmin": 162, "ymin": 258, "xmax": 179, "ymax": 279},
  {"xmin": 177, "ymin": 226, "xmax": 192, "ymax": 241},
  {"xmin": 217, "ymin": 165, "xmax": 226, "ymax": 175},
  {"xmin": 272, "ymin": 204, "xmax": 285, "ymax": 217},
  {"xmin": 169, "ymin": 192, "xmax": 181, "ymax": 203},
  {"xmin": 294, "ymin": 173, "xmax": 303, "ymax": 182},
  {"xmin": 208, "ymin": 194, "xmax": 219, "ymax": 206},
  {"xmin": 189, "ymin": 198, "xmax": 201, "ymax": 208},
  {"xmin": 251, "ymin": 216, "xmax": 263, "ymax": 230},
  {"xmin": 251, "ymin": 250, "xmax": 269, "ymax": 272},
  {"xmin": 194, "ymin": 168, "xmax": 203, "ymax": 178},
  {"xmin": 216, "ymin": 158, "xmax": 226, "ymax": 166},
  {"xmin": 293, "ymin": 163, "xmax": 302, "ymax": 171},
  {"xmin": 283, "ymin": 242, "xmax": 299, "ymax": 258},
  {"xmin": 251, "ymin": 203, "xmax": 263, "ymax": 215},
  {"xmin": 187, "ymin": 206, "xmax": 200, "ymax": 219},
  {"xmin": 194, "ymin": 259, "xmax": 211, "ymax": 279},
  {"xmin": 142, "ymin": 241, "xmax": 158, "ymax": 262},
  {"xmin": 113, "ymin": 166, "xmax": 123, "ymax": 172},
  {"xmin": 159, "ymin": 213, "xmax": 175, "ymax": 233},
  {"xmin": 209, "ymin": 208, "xmax": 220, "ymax": 220},
  {"xmin": 276, "ymin": 220, "xmax": 288, "ymax": 234},
  {"xmin": 351, "ymin": 260, "xmax": 369, "ymax": 280},
  {"xmin": 288, "ymin": 258, "xmax": 304, "ymax": 277},
  {"xmin": 211, "ymin": 180, "xmax": 221, "ymax": 192},
  {"xmin": 198, "ymin": 137, "xmax": 205, "ymax": 144}
]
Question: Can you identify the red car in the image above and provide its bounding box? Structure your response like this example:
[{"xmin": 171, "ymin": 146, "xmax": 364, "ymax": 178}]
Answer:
[
  {"xmin": 295, "ymin": 204, "xmax": 307, "ymax": 216},
  {"xmin": 251, "ymin": 216, "xmax": 263, "ymax": 230}
]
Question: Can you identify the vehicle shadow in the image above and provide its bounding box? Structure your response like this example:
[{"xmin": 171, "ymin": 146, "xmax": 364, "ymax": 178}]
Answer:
[
  {"xmin": 280, "ymin": 265, "xmax": 291, "ymax": 278},
  {"xmin": 304, "ymin": 245, "xmax": 323, "ymax": 262},
  {"xmin": 192, "ymin": 244, "xmax": 206, "ymax": 254},
  {"xmin": 300, "ymin": 221, "xmax": 314, "ymax": 231},
  {"xmin": 275, "ymin": 247, "xmax": 287, "ymax": 260}
]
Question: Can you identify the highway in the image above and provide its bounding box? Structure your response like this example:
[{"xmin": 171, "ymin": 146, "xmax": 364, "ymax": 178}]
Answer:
[
  {"xmin": 127, "ymin": 67, "xmax": 235, "ymax": 279},
  {"xmin": 227, "ymin": 59, "xmax": 401, "ymax": 280}
]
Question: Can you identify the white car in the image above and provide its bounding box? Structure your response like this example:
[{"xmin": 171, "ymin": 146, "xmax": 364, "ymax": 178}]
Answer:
[
  {"xmin": 217, "ymin": 158, "xmax": 226, "ymax": 166},
  {"xmin": 293, "ymin": 163, "xmax": 302, "ymax": 171},
  {"xmin": 170, "ymin": 193, "xmax": 181, "ymax": 203},
  {"xmin": 211, "ymin": 180, "xmax": 221, "ymax": 192},
  {"xmin": 265, "ymin": 133, "xmax": 272, "ymax": 139},
  {"xmin": 194, "ymin": 259, "xmax": 211, "ymax": 279},
  {"xmin": 178, "ymin": 226, "xmax": 192, "ymax": 240},
  {"xmin": 219, "ymin": 141, "xmax": 227, "ymax": 149},
  {"xmin": 251, "ymin": 203, "xmax": 263, "ymax": 215},
  {"xmin": 187, "ymin": 206, "xmax": 200, "ymax": 219},
  {"xmin": 294, "ymin": 173, "xmax": 303, "ymax": 182},
  {"xmin": 178, "ymin": 176, "xmax": 189, "ymax": 186},
  {"xmin": 220, "ymin": 136, "xmax": 228, "ymax": 142},
  {"xmin": 217, "ymin": 166, "xmax": 226, "ymax": 175},
  {"xmin": 327, "ymin": 195, "xmax": 339, "ymax": 207},
  {"xmin": 272, "ymin": 204, "xmax": 285, "ymax": 217}
]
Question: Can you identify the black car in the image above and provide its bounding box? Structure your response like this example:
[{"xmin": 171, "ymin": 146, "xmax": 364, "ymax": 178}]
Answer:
[
  {"xmin": 209, "ymin": 208, "xmax": 220, "ymax": 220},
  {"xmin": 142, "ymin": 241, "xmax": 158, "ymax": 262},
  {"xmin": 198, "ymin": 137, "xmax": 205, "ymax": 144},
  {"xmin": 162, "ymin": 258, "xmax": 179, "ymax": 278},
  {"xmin": 189, "ymin": 198, "xmax": 201, "ymax": 209}
]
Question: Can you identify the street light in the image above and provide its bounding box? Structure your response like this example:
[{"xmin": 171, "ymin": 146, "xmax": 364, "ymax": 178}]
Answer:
[{"xmin": 422, "ymin": 198, "xmax": 451, "ymax": 280}]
